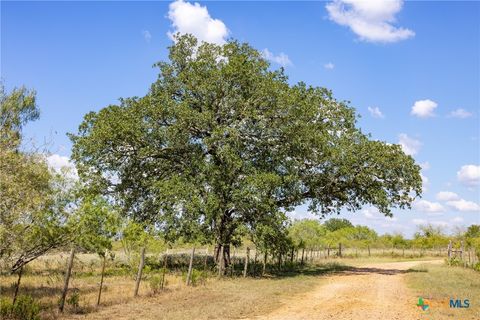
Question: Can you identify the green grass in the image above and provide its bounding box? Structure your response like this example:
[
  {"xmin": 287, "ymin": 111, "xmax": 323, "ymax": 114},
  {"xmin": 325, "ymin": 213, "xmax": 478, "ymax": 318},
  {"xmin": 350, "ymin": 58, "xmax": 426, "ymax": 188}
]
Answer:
[{"xmin": 405, "ymin": 263, "xmax": 480, "ymax": 320}]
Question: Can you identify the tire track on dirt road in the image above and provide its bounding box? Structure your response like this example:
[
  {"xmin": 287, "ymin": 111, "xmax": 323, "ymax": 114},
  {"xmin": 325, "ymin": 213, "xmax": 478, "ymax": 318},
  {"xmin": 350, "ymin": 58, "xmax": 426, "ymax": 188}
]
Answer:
[{"xmin": 251, "ymin": 260, "xmax": 442, "ymax": 320}]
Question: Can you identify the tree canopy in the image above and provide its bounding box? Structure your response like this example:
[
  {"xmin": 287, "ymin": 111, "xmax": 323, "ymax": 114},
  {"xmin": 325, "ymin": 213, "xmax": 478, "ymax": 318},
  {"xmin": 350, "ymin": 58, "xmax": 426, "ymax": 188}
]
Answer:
[{"xmin": 70, "ymin": 35, "xmax": 422, "ymax": 266}]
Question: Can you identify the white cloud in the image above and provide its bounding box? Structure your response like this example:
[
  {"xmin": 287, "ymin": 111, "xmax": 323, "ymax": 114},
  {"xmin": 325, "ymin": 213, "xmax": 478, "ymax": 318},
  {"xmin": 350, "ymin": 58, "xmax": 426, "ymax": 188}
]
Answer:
[
  {"xmin": 452, "ymin": 216, "xmax": 464, "ymax": 223},
  {"xmin": 262, "ymin": 49, "xmax": 292, "ymax": 67},
  {"xmin": 457, "ymin": 165, "xmax": 480, "ymax": 186},
  {"xmin": 420, "ymin": 161, "xmax": 430, "ymax": 170},
  {"xmin": 446, "ymin": 199, "xmax": 480, "ymax": 212},
  {"xmin": 367, "ymin": 106, "xmax": 384, "ymax": 118},
  {"xmin": 398, "ymin": 133, "xmax": 421, "ymax": 156},
  {"xmin": 412, "ymin": 219, "xmax": 448, "ymax": 228},
  {"xmin": 363, "ymin": 207, "xmax": 397, "ymax": 221},
  {"xmin": 411, "ymin": 99, "xmax": 438, "ymax": 118},
  {"xmin": 449, "ymin": 108, "xmax": 472, "ymax": 119},
  {"xmin": 142, "ymin": 30, "xmax": 152, "ymax": 43},
  {"xmin": 47, "ymin": 154, "xmax": 78, "ymax": 179},
  {"xmin": 412, "ymin": 218, "xmax": 427, "ymax": 225},
  {"xmin": 420, "ymin": 173, "xmax": 429, "ymax": 192},
  {"xmin": 413, "ymin": 199, "xmax": 445, "ymax": 213},
  {"xmin": 436, "ymin": 191, "xmax": 460, "ymax": 201},
  {"xmin": 325, "ymin": 0, "xmax": 414, "ymax": 43},
  {"xmin": 167, "ymin": 0, "xmax": 228, "ymax": 45},
  {"xmin": 324, "ymin": 62, "xmax": 335, "ymax": 70},
  {"xmin": 431, "ymin": 221, "xmax": 449, "ymax": 228}
]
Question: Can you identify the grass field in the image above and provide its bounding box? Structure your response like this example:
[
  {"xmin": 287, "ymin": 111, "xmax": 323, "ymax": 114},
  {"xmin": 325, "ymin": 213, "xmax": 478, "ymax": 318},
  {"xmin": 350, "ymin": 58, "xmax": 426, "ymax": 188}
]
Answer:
[{"xmin": 405, "ymin": 263, "xmax": 480, "ymax": 319}]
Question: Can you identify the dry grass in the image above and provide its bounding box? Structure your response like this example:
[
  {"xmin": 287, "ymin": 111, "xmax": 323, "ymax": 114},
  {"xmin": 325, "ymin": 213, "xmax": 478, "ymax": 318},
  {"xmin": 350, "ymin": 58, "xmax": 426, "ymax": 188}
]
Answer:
[
  {"xmin": 1, "ymin": 253, "xmax": 343, "ymax": 320},
  {"xmin": 65, "ymin": 274, "xmax": 325, "ymax": 320},
  {"xmin": 405, "ymin": 263, "xmax": 480, "ymax": 320}
]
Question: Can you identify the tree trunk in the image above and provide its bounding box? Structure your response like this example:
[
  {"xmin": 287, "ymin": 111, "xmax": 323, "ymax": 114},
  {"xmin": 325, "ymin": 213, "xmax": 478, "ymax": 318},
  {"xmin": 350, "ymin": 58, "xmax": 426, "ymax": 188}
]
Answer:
[
  {"xmin": 59, "ymin": 248, "xmax": 75, "ymax": 312},
  {"xmin": 214, "ymin": 243, "xmax": 231, "ymax": 272},
  {"xmin": 218, "ymin": 245, "xmax": 225, "ymax": 277},
  {"xmin": 301, "ymin": 248, "xmax": 305, "ymax": 265},
  {"xmin": 96, "ymin": 253, "xmax": 107, "ymax": 306},
  {"xmin": 12, "ymin": 266, "xmax": 23, "ymax": 304},
  {"xmin": 134, "ymin": 247, "xmax": 145, "ymax": 297}
]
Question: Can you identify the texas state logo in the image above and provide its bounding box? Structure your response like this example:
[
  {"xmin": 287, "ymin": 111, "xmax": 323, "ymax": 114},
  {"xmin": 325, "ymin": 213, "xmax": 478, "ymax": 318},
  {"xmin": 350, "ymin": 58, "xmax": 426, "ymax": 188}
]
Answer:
[{"xmin": 417, "ymin": 297, "xmax": 430, "ymax": 311}]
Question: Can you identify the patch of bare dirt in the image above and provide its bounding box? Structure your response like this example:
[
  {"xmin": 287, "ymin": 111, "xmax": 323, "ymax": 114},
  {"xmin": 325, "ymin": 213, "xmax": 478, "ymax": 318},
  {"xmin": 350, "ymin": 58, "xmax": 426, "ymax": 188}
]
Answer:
[{"xmin": 251, "ymin": 260, "xmax": 442, "ymax": 320}]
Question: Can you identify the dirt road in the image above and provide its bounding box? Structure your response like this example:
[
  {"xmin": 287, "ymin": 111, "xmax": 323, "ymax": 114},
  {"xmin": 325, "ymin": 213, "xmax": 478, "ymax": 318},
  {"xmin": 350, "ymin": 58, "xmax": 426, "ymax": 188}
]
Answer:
[{"xmin": 251, "ymin": 260, "xmax": 442, "ymax": 320}]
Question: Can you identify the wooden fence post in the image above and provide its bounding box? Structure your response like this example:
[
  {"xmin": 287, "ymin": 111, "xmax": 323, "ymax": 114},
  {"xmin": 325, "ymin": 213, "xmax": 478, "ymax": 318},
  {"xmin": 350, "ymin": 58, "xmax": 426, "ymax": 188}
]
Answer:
[
  {"xmin": 262, "ymin": 250, "xmax": 267, "ymax": 276},
  {"xmin": 204, "ymin": 247, "xmax": 209, "ymax": 272},
  {"xmin": 230, "ymin": 247, "xmax": 236, "ymax": 277},
  {"xmin": 338, "ymin": 243, "xmax": 342, "ymax": 258},
  {"xmin": 134, "ymin": 247, "xmax": 146, "ymax": 297},
  {"xmin": 186, "ymin": 247, "xmax": 195, "ymax": 286},
  {"xmin": 59, "ymin": 247, "xmax": 75, "ymax": 312},
  {"xmin": 460, "ymin": 241, "xmax": 464, "ymax": 261},
  {"xmin": 243, "ymin": 247, "xmax": 250, "ymax": 277},
  {"xmin": 161, "ymin": 252, "xmax": 168, "ymax": 290},
  {"xmin": 96, "ymin": 251, "xmax": 107, "ymax": 306},
  {"xmin": 253, "ymin": 248, "xmax": 258, "ymax": 277}
]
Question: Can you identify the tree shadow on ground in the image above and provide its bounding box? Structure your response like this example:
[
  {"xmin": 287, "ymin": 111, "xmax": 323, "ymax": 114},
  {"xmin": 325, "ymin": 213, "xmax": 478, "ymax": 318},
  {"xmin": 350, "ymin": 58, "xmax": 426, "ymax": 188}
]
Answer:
[{"xmin": 267, "ymin": 263, "xmax": 428, "ymax": 279}]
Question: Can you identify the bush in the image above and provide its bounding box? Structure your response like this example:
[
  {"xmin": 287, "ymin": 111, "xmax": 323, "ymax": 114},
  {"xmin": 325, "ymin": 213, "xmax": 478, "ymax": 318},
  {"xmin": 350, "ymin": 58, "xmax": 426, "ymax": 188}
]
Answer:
[
  {"xmin": 0, "ymin": 295, "xmax": 40, "ymax": 320},
  {"xmin": 473, "ymin": 262, "xmax": 480, "ymax": 272},
  {"xmin": 446, "ymin": 257, "xmax": 462, "ymax": 266},
  {"xmin": 149, "ymin": 274, "xmax": 163, "ymax": 294},
  {"xmin": 66, "ymin": 290, "xmax": 80, "ymax": 313},
  {"xmin": 182, "ymin": 268, "xmax": 207, "ymax": 286}
]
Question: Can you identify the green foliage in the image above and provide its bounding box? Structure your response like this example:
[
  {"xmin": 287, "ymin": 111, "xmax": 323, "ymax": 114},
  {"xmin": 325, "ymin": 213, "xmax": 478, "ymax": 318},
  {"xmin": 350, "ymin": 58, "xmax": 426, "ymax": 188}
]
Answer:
[
  {"xmin": 323, "ymin": 218, "xmax": 353, "ymax": 232},
  {"xmin": 413, "ymin": 225, "xmax": 449, "ymax": 249},
  {"xmin": 289, "ymin": 220, "xmax": 325, "ymax": 248},
  {"xmin": 70, "ymin": 34, "xmax": 421, "ymax": 258},
  {"xmin": 74, "ymin": 196, "xmax": 120, "ymax": 256},
  {"xmin": 149, "ymin": 274, "xmax": 164, "ymax": 293},
  {"xmin": 0, "ymin": 85, "xmax": 78, "ymax": 273},
  {"xmin": 0, "ymin": 84, "xmax": 38, "ymax": 150},
  {"xmin": 182, "ymin": 268, "xmax": 207, "ymax": 286},
  {"xmin": 474, "ymin": 262, "xmax": 480, "ymax": 272},
  {"xmin": 66, "ymin": 290, "xmax": 80, "ymax": 312},
  {"xmin": 0, "ymin": 295, "xmax": 40, "ymax": 320}
]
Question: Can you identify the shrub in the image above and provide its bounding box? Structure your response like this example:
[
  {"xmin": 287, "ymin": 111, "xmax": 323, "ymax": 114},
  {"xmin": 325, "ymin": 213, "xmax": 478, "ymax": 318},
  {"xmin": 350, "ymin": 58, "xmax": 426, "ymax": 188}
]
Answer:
[
  {"xmin": 0, "ymin": 295, "xmax": 40, "ymax": 320},
  {"xmin": 149, "ymin": 274, "xmax": 163, "ymax": 294},
  {"xmin": 66, "ymin": 290, "xmax": 80, "ymax": 313},
  {"xmin": 182, "ymin": 268, "xmax": 207, "ymax": 286},
  {"xmin": 473, "ymin": 262, "xmax": 480, "ymax": 272}
]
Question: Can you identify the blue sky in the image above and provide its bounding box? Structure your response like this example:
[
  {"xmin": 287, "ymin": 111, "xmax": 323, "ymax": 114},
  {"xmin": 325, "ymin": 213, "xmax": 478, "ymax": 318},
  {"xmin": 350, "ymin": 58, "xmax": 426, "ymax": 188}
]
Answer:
[{"xmin": 2, "ymin": 0, "xmax": 479, "ymax": 237}]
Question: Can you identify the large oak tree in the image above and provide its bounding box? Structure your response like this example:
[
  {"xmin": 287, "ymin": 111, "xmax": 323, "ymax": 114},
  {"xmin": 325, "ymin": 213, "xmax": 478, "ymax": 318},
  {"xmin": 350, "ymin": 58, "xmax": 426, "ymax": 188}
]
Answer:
[{"xmin": 70, "ymin": 35, "xmax": 422, "ymax": 268}]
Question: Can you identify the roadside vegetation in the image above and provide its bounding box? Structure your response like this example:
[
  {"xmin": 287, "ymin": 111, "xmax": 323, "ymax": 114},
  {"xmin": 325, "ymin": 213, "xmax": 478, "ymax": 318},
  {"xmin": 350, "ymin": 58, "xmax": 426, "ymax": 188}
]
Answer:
[{"xmin": 406, "ymin": 263, "xmax": 480, "ymax": 319}]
